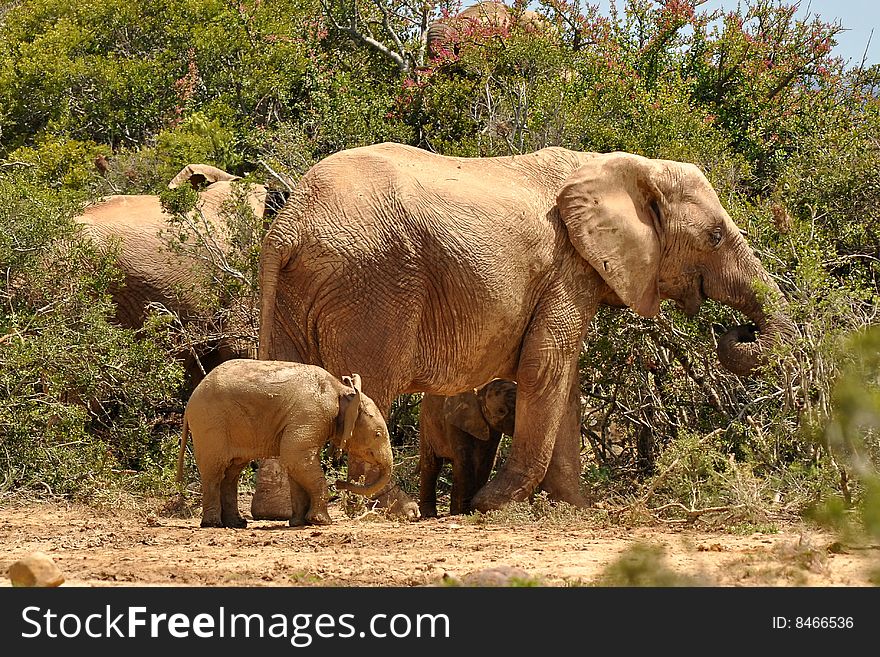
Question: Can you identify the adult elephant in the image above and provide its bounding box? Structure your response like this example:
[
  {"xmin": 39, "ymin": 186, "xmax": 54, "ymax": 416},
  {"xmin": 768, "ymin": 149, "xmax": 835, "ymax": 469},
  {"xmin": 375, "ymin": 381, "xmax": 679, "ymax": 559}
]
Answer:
[
  {"xmin": 426, "ymin": 1, "xmax": 551, "ymax": 59},
  {"xmin": 75, "ymin": 164, "xmax": 270, "ymax": 384},
  {"xmin": 255, "ymin": 142, "xmax": 793, "ymax": 513}
]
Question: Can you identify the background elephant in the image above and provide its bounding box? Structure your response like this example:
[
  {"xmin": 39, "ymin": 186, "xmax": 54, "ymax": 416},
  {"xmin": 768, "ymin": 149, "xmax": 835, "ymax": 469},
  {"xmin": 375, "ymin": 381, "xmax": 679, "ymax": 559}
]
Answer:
[
  {"xmin": 419, "ymin": 379, "xmax": 517, "ymax": 517},
  {"xmin": 426, "ymin": 1, "xmax": 551, "ymax": 59},
  {"xmin": 256, "ymin": 142, "xmax": 793, "ymax": 514},
  {"xmin": 75, "ymin": 164, "xmax": 270, "ymax": 384},
  {"xmin": 177, "ymin": 359, "xmax": 393, "ymax": 528}
]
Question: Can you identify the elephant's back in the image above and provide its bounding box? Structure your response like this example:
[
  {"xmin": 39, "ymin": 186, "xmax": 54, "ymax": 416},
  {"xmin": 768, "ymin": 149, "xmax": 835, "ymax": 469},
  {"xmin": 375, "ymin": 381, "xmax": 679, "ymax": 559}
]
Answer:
[
  {"xmin": 197, "ymin": 359, "xmax": 333, "ymax": 394},
  {"xmin": 77, "ymin": 195, "xmax": 166, "ymax": 228},
  {"xmin": 295, "ymin": 143, "xmax": 584, "ymax": 239},
  {"xmin": 187, "ymin": 360, "xmax": 338, "ymax": 436}
]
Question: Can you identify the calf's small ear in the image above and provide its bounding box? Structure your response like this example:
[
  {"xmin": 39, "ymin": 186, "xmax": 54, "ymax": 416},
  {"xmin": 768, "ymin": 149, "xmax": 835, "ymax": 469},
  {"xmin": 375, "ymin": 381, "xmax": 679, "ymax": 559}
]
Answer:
[
  {"xmin": 336, "ymin": 386, "xmax": 361, "ymax": 451},
  {"xmin": 447, "ymin": 395, "xmax": 491, "ymax": 442},
  {"xmin": 341, "ymin": 373, "xmax": 362, "ymax": 392}
]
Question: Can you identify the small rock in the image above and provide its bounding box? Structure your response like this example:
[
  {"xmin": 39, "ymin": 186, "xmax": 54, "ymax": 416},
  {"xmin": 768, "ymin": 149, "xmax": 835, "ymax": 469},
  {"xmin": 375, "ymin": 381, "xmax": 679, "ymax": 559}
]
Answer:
[
  {"xmin": 8, "ymin": 552, "xmax": 65, "ymax": 587},
  {"xmin": 460, "ymin": 565, "xmax": 536, "ymax": 587}
]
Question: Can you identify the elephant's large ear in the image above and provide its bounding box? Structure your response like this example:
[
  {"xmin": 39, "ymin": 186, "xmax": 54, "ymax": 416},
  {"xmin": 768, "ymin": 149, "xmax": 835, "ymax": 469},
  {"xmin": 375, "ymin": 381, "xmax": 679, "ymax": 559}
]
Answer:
[
  {"xmin": 557, "ymin": 152, "xmax": 663, "ymax": 318},
  {"xmin": 446, "ymin": 392, "xmax": 491, "ymax": 442},
  {"xmin": 168, "ymin": 164, "xmax": 240, "ymax": 190},
  {"xmin": 336, "ymin": 378, "xmax": 362, "ymax": 450}
]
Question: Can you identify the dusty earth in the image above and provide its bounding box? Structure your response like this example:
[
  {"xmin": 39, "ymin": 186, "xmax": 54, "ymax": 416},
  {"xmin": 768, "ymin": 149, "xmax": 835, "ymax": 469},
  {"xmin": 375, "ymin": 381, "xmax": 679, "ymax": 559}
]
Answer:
[{"xmin": 1, "ymin": 493, "xmax": 878, "ymax": 588}]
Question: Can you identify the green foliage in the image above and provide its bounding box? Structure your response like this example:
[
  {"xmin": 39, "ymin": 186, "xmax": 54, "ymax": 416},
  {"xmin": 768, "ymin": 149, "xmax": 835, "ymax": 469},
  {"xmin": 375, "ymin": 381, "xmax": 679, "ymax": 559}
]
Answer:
[
  {"xmin": 590, "ymin": 542, "xmax": 708, "ymax": 586},
  {"xmin": 154, "ymin": 113, "xmax": 243, "ymax": 180},
  {"xmin": 0, "ymin": 0, "xmax": 320, "ymax": 151},
  {"xmin": 5, "ymin": 136, "xmax": 110, "ymax": 192},
  {"xmin": 812, "ymin": 326, "xmax": 880, "ymax": 544},
  {"xmin": 0, "ymin": 167, "xmax": 183, "ymax": 499},
  {"xmin": 1, "ymin": 0, "xmax": 879, "ymax": 522}
]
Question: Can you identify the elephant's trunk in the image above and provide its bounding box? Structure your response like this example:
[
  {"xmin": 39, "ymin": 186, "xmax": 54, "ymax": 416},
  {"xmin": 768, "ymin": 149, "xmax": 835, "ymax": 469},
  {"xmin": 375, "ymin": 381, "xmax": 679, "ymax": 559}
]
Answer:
[
  {"xmin": 335, "ymin": 445, "xmax": 394, "ymax": 498},
  {"xmin": 713, "ymin": 252, "xmax": 796, "ymax": 376}
]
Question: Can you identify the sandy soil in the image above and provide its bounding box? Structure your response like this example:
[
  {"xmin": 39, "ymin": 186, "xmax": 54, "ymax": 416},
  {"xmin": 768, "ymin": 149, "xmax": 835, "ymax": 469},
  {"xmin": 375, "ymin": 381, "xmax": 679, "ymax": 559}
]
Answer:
[{"xmin": 1, "ymin": 494, "xmax": 878, "ymax": 588}]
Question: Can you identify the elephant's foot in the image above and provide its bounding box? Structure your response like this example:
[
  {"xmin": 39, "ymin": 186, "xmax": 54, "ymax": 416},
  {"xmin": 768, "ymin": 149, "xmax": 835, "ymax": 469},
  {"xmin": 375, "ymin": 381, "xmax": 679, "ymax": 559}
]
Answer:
[
  {"xmin": 251, "ymin": 459, "xmax": 293, "ymax": 520},
  {"xmin": 542, "ymin": 485, "xmax": 590, "ymax": 508},
  {"xmin": 540, "ymin": 462, "xmax": 591, "ymax": 508},
  {"xmin": 418, "ymin": 502, "xmax": 438, "ymax": 519},
  {"xmin": 200, "ymin": 518, "xmax": 223, "ymax": 528},
  {"xmin": 449, "ymin": 494, "xmax": 472, "ymax": 516},
  {"xmin": 306, "ymin": 510, "xmax": 332, "ymax": 526},
  {"xmin": 222, "ymin": 516, "xmax": 248, "ymax": 529},
  {"xmin": 373, "ymin": 484, "xmax": 420, "ymax": 520},
  {"xmin": 471, "ymin": 469, "xmax": 534, "ymax": 512}
]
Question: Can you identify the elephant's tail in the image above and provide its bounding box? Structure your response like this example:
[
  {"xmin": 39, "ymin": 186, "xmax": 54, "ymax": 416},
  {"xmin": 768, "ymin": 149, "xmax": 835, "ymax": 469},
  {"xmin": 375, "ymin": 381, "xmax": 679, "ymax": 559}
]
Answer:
[
  {"xmin": 258, "ymin": 228, "xmax": 297, "ymax": 362},
  {"xmin": 176, "ymin": 411, "xmax": 190, "ymax": 488}
]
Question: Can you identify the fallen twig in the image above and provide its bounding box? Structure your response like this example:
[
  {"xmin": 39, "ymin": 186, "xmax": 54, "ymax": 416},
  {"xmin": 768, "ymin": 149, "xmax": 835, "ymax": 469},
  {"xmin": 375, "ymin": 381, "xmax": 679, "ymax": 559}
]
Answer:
[{"xmin": 649, "ymin": 502, "xmax": 746, "ymax": 525}]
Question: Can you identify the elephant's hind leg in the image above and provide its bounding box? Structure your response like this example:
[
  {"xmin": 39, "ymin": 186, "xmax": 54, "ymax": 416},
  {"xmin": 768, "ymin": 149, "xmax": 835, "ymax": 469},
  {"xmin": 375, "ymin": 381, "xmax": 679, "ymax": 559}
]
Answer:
[
  {"xmin": 539, "ymin": 388, "xmax": 590, "ymax": 508},
  {"xmin": 199, "ymin": 462, "xmax": 225, "ymax": 528},
  {"xmin": 418, "ymin": 450, "xmax": 442, "ymax": 518},
  {"xmin": 220, "ymin": 459, "xmax": 249, "ymax": 528}
]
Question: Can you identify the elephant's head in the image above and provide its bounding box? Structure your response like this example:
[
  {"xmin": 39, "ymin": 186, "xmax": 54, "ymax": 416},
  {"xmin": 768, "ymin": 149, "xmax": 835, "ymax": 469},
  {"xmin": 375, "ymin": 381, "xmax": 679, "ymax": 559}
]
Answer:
[
  {"xmin": 442, "ymin": 379, "xmax": 517, "ymax": 440},
  {"xmin": 334, "ymin": 374, "xmax": 394, "ymax": 497},
  {"xmin": 557, "ymin": 152, "xmax": 795, "ymax": 376},
  {"xmin": 168, "ymin": 164, "xmax": 242, "ymax": 189},
  {"xmin": 476, "ymin": 379, "xmax": 517, "ymax": 437},
  {"xmin": 168, "ymin": 164, "xmax": 270, "ymax": 226}
]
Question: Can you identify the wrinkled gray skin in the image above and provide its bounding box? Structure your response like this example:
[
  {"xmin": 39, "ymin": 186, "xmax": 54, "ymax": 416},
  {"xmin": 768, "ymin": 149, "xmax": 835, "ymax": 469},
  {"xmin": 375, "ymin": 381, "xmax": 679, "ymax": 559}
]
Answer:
[
  {"xmin": 74, "ymin": 164, "xmax": 269, "ymax": 385},
  {"xmin": 419, "ymin": 379, "xmax": 517, "ymax": 517},
  {"xmin": 255, "ymin": 143, "xmax": 794, "ymax": 515},
  {"xmin": 177, "ymin": 360, "xmax": 393, "ymax": 528}
]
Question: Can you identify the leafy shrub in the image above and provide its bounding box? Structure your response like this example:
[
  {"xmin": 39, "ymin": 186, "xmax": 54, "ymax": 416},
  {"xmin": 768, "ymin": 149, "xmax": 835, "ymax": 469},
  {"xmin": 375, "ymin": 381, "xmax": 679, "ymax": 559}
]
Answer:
[
  {"xmin": 0, "ymin": 167, "xmax": 183, "ymax": 500},
  {"xmin": 1, "ymin": 0, "xmax": 878, "ymax": 524}
]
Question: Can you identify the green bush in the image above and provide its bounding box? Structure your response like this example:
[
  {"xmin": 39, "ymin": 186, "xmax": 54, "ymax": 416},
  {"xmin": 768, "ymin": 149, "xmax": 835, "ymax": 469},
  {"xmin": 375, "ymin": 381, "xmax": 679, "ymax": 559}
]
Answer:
[
  {"xmin": 0, "ymin": 167, "xmax": 183, "ymax": 500},
  {"xmin": 0, "ymin": 0, "xmax": 878, "ymax": 522}
]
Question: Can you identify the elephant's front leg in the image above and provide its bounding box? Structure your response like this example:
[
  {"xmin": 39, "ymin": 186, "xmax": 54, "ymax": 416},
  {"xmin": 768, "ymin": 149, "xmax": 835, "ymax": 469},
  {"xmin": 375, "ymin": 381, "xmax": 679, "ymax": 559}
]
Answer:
[
  {"xmin": 539, "ymin": 384, "xmax": 589, "ymax": 507},
  {"xmin": 471, "ymin": 300, "xmax": 588, "ymax": 512},
  {"xmin": 418, "ymin": 449, "xmax": 442, "ymax": 519},
  {"xmin": 450, "ymin": 432, "xmax": 476, "ymax": 516},
  {"xmin": 287, "ymin": 477, "xmax": 311, "ymax": 527},
  {"xmin": 279, "ymin": 430, "xmax": 331, "ymax": 526}
]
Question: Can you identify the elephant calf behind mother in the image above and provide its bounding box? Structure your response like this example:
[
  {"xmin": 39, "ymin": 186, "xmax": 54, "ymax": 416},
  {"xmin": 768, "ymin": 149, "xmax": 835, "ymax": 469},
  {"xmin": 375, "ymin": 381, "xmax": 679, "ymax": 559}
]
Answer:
[{"xmin": 254, "ymin": 142, "xmax": 794, "ymax": 514}]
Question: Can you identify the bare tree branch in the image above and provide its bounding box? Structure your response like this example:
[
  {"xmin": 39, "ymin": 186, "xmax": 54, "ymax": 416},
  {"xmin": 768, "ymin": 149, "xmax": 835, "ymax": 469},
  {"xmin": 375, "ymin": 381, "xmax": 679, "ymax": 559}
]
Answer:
[{"xmin": 320, "ymin": 0, "xmax": 411, "ymax": 73}]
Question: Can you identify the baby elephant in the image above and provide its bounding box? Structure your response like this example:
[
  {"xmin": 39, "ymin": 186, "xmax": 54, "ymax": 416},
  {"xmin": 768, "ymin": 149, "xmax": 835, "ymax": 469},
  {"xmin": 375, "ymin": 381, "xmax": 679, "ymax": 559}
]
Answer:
[
  {"xmin": 418, "ymin": 379, "xmax": 517, "ymax": 517},
  {"xmin": 176, "ymin": 359, "xmax": 394, "ymax": 528}
]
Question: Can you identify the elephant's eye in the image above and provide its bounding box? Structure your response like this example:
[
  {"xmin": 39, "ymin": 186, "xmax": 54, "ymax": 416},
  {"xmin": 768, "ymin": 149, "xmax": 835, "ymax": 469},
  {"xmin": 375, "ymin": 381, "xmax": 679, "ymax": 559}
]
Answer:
[{"xmin": 708, "ymin": 227, "xmax": 723, "ymax": 248}]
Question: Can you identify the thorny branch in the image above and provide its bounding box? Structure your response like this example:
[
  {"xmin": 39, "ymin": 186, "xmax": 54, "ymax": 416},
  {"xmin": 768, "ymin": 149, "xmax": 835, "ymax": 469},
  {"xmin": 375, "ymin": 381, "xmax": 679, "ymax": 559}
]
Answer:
[{"xmin": 319, "ymin": 0, "xmax": 433, "ymax": 74}]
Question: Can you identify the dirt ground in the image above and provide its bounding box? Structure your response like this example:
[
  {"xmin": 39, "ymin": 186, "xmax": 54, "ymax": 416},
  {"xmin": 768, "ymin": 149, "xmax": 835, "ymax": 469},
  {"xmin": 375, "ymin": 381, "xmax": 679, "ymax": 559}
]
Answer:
[{"xmin": 1, "ymin": 494, "xmax": 877, "ymax": 587}]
